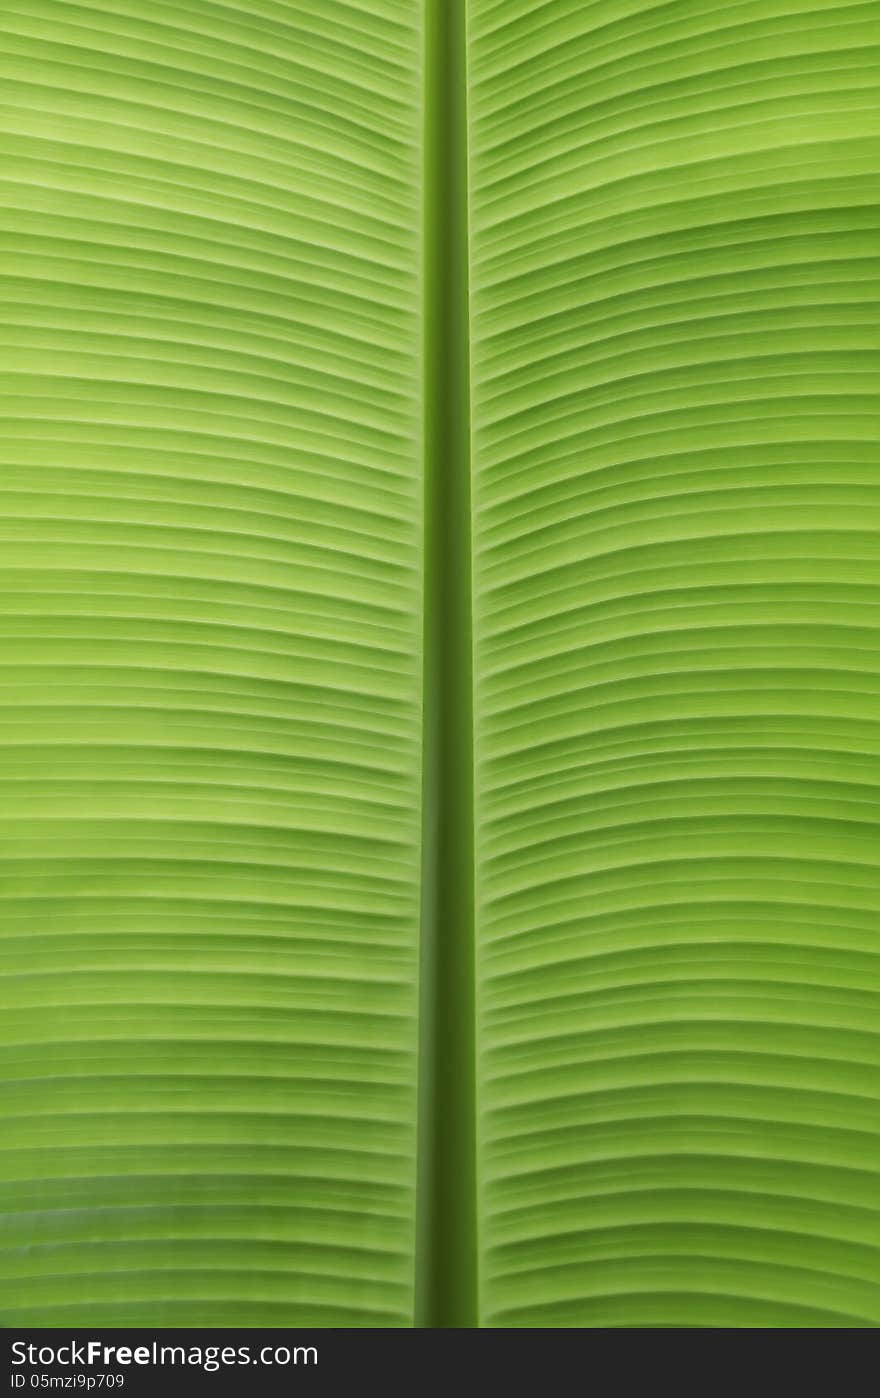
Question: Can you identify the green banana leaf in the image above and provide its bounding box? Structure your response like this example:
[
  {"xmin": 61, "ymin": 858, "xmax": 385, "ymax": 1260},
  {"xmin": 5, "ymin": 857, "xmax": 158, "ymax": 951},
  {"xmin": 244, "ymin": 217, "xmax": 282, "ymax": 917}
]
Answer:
[{"xmin": 1, "ymin": 0, "xmax": 879, "ymax": 1329}]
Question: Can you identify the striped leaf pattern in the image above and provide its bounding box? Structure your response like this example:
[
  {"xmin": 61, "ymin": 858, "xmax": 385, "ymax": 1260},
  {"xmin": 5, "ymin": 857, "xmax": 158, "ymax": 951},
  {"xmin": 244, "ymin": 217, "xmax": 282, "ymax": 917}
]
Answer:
[
  {"xmin": 2, "ymin": 0, "xmax": 879, "ymax": 1331},
  {"xmin": 0, "ymin": 0, "xmax": 423, "ymax": 1326},
  {"xmin": 468, "ymin": 0, "xmax": 880, "ymax": 1327}
]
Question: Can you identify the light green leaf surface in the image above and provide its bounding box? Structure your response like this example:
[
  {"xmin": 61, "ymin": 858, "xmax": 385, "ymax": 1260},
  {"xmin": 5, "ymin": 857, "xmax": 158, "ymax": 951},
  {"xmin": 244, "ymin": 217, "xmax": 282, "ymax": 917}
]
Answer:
[
  {"xmin": 1, "ymin": 0, "xmax": 879, "ymax": 1330},
  {"xmin": 0, "ymin": 0, "xmax": 424, "ymax": 1327},
  {"xmin": 469, "ymin": 0, "xmax": 880, "ymax": 1327}
]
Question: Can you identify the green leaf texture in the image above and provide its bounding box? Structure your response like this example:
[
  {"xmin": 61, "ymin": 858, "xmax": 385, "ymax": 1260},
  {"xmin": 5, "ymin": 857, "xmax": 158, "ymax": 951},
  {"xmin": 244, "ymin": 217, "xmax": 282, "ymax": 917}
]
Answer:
[
  {"xmin": 469, "ymin": 0, "xmax": 880, "ymax": 1327},
  {"xmin": 0, "ymin": 1, "xmax": 424, "ymax": 1326},
  {"xmin": 2, "ymin": 0, "xmax": 880, "ymax": 1331}
]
